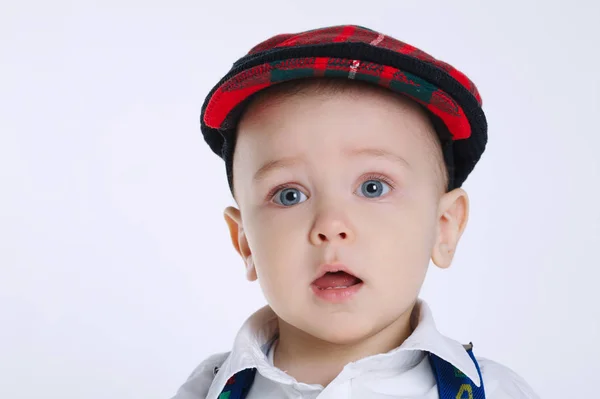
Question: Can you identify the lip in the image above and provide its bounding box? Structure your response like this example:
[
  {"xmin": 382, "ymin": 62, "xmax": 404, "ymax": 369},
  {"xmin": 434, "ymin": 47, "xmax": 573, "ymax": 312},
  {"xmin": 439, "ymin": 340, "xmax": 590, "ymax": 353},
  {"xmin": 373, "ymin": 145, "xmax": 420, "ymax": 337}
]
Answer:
[
  {"xmin": 310, "ymin": 263, "xmax": 363, "ymax": 303},
  {"xmin": 311, "ymin": 282, "xmax": 364, "ymax": 303},
  {"xmin": 312, "ymin": 263, "xmax": 362, "ymax": 282}
]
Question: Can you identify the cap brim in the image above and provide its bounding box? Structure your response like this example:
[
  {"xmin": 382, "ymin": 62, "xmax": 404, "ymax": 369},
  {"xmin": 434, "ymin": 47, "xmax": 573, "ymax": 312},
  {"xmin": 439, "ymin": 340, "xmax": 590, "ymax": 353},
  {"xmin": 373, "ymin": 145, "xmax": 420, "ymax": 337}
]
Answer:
[{"xmin": 204, "ymin": 56, "xmax": 471, "ymax": 141}]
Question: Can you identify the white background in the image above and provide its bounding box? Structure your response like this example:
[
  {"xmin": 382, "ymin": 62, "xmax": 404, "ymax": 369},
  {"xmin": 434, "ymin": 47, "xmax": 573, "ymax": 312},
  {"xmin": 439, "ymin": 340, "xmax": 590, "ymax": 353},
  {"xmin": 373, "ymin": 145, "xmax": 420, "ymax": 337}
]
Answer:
[{"xmin": 1, "ymin": 1, "xmax": 599, "ymax": 398}]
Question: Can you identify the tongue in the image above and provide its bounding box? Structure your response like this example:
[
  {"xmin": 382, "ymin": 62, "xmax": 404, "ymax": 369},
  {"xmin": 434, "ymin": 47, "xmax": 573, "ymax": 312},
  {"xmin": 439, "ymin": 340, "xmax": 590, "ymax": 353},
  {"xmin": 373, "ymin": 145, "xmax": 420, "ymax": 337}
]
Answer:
[{"xmin": 313, "ymin": 271, "xmax": 361, "ymax": 289}]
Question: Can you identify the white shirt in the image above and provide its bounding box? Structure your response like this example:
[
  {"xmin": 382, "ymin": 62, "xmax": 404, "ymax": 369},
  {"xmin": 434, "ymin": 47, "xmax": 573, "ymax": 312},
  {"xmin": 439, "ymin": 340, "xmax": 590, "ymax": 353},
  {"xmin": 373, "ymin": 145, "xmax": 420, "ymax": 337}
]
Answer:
[{"xmin": 172, "ymin": 300, "xmax": 539, "ymax": 399}]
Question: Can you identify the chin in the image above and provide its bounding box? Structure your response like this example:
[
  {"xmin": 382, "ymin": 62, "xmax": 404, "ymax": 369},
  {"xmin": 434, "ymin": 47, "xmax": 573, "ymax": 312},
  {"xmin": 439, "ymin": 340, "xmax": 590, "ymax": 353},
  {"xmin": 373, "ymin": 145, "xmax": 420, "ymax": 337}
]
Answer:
[{"xmin": 307, "ymin": 318, "xmax": 376, "ymax": 345}]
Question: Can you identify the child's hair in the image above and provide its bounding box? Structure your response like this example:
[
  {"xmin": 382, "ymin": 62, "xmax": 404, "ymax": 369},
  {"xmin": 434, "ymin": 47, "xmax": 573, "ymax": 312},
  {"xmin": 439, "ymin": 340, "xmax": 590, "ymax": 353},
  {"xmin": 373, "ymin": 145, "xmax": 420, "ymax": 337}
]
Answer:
[{"xmin": 225, "ymin": 77, "xmax": 451, "ymax": 200}]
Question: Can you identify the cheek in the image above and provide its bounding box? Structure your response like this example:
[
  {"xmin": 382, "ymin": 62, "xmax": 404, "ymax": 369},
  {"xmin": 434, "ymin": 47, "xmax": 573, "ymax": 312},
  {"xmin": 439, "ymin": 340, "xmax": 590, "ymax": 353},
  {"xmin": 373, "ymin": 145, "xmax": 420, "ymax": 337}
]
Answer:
[
  {"xmin": 248, "ymin": 210, "xmax": 307, "ymax": 261},
  {"xmin": 245, "ymin": 210, "xmax": 311, "ymax": 293},
  {"xmin": 365, "ymin": 213, "xmax": 432, "ymax": 309},
  {"xmin": 367, "ymin": 204, "xmax": 437, "ymax": 272}
]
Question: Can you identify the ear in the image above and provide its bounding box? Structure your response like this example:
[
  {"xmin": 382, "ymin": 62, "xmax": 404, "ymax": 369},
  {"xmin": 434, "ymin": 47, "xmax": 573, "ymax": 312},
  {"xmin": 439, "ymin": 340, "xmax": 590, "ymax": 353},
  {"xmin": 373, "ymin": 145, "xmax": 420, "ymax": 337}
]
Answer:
[
  {"xmin": 224, "ymin": 206, "xmax": 257, "ymax": 281},
  {"xmin": 431, "ymin": 188, "xmax": 469, "ymax": 269}
]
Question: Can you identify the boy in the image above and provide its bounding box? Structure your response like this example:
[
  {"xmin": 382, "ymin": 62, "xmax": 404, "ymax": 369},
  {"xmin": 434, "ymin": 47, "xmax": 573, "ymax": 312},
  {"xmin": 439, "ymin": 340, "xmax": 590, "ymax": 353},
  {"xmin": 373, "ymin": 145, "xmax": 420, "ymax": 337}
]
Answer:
[{"xmin": 173, "ymin": 25, "xmax": 539, "ymax": 398}]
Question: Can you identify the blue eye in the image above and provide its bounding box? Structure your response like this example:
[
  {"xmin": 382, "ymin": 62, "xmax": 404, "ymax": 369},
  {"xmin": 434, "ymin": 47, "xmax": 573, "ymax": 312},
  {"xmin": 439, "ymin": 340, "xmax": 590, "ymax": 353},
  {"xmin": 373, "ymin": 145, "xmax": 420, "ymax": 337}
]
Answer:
[
  {"xmin": 358, "ymin": 179, "xmax": 391, "ymax": 198},
  {"xmin": 273, "ymin": 187, "xmax": 308, "ymax": 206}
]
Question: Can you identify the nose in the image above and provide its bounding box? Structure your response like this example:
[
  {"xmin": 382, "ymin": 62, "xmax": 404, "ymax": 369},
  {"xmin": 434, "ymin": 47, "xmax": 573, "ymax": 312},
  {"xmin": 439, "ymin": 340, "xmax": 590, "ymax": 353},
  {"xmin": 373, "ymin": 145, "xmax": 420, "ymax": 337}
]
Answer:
[{"xmin": 309, "ymin": 213, "xmax": 354, "ymax": 246}]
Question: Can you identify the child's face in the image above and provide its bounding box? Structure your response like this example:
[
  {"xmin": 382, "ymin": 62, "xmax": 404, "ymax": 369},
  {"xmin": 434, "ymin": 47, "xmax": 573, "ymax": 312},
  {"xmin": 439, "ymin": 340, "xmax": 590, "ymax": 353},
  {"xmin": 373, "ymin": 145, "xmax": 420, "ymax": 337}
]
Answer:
[{"xmin": 224, "ymin": 83, "xmax": 468, "ymax": 344}]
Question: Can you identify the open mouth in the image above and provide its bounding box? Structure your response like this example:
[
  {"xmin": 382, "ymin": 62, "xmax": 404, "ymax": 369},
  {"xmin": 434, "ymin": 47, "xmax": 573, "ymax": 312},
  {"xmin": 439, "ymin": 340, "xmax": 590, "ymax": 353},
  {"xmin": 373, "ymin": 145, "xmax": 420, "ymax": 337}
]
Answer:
[
  {"xmin": 312, "ymin": 270, "xmax": 363, "ymax": 290},
  {"xmin": 311, "ymin": 268, "xmax": 364, "ymax": 303}
]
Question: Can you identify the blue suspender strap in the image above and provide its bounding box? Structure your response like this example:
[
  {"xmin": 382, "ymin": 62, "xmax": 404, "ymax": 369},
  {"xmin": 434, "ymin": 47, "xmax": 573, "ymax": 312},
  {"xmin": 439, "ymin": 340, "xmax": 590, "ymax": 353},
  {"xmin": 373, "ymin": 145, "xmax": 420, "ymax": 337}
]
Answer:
[
  {"xmin": 217, "ymin": 368, "xmax": 257, "ymax": 399},
  {"xmin": 428, "ymin": 343, "xmax": 485, "ymax": 399}
]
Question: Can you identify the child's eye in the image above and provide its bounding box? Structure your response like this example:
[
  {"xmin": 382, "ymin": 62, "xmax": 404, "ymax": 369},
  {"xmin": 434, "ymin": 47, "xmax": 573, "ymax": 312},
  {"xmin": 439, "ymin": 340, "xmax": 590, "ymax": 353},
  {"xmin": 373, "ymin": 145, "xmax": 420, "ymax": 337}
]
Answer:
[
  {"xmin": 357, "ymin": 176, "xmax": 393, "ymax": 198},
  {"xmin": 272, "ymin": 187, "xmax": 308, "ymax": 207}
]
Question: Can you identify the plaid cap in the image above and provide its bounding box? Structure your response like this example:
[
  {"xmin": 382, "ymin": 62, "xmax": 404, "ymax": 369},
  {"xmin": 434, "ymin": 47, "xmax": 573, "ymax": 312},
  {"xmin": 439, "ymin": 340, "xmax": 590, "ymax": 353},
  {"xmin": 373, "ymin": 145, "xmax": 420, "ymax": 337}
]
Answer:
[{"xmin": 200, "ymin": 25, "xmax": 487, "ymax": 193}]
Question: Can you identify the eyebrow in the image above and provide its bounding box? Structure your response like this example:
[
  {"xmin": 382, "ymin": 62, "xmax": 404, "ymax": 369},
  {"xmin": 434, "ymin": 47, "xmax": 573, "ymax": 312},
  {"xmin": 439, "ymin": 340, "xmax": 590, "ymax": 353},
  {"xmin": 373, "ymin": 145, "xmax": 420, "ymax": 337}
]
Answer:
[
  {"xmin": 253, "ymin": 147, "xmax": 410, "ymax": 183},
  {"xmin": 253, "ymin": 156, "xmax": 304, "ymax": 183},
  {"xmin": 344, "ymin": 147, "xmax": 411, "ymax": 168}
]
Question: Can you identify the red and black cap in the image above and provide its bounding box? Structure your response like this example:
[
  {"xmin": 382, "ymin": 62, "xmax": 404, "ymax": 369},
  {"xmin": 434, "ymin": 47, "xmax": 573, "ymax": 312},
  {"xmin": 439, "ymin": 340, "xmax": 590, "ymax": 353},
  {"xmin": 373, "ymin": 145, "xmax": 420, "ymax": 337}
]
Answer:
[{"xmin": 200, "ymin": 25, "xmax": 487, "ymax": 193}]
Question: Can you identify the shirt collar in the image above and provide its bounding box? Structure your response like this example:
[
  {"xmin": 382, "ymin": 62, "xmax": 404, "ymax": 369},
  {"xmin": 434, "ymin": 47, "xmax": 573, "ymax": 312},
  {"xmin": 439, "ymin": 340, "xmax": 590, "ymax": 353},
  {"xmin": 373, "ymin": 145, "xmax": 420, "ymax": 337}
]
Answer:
[
  {"xmin": 206, "ymin": 299, "xmax": 481, "ymax": 399},
  {"xmin": 398, "ymin": 300, "xmax": 481, "ymax": 386}
]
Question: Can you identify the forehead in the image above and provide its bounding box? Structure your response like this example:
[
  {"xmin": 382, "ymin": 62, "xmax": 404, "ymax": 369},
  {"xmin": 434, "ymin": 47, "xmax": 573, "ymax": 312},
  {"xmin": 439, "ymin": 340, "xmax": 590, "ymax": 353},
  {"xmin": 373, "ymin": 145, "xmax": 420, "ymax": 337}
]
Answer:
[{"xmin": 236, "ymin": 80, "xmax": 437, "ymax": 161}]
